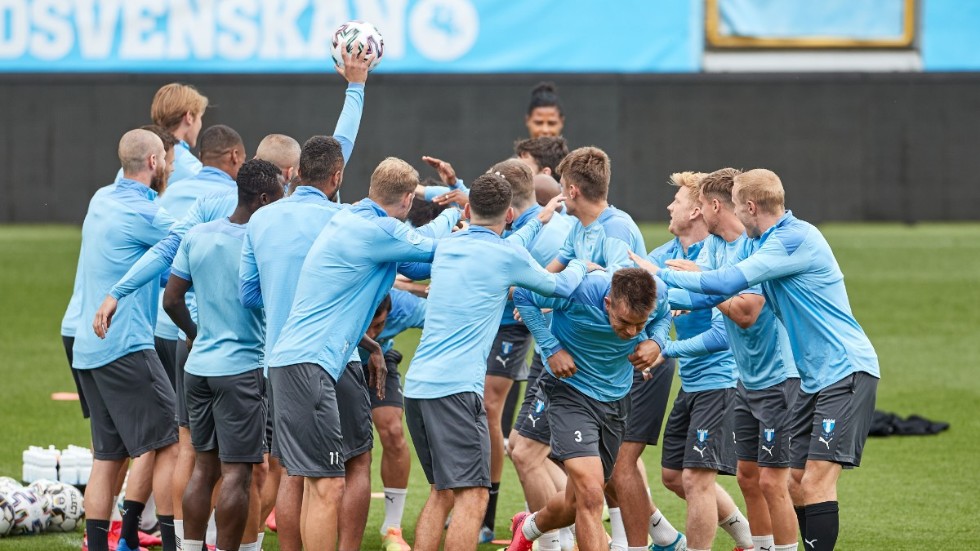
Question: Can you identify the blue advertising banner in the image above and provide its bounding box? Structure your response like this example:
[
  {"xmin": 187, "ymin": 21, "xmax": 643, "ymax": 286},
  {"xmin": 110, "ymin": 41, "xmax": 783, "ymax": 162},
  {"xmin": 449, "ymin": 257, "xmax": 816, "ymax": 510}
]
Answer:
[{"xmin": 0, "ymin": 0, "xmax": 699, "ymax": 73}]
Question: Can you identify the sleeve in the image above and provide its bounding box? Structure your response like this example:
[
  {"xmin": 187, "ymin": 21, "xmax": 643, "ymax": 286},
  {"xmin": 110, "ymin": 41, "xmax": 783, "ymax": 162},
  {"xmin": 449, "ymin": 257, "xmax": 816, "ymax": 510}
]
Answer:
[
  {"xmin": 415, "ymin": 208, "xmax": 462, "ymax": 239},
  {"xmin": 642, "ymin": 301, "xmax": 673, "ymax": 352},
  {"xmin": 133, "ymin": 206, "xmax": 177, "ymax": 247},
  {"xmin": 659, "ymin": 236, "xmax": 810, "ymax": 295},
  {"xmin": 662, "ymin": 309, "xmax": 731, "ymax": 358},
  {"xmin": 667, "ymin": 288, "xmax": 729, "ymax": 311},
  {"xmin": 369, "ymin": 221, "xmax": 438, "ymax": 264},
  {"xmin": 513, "ymin": 288, "xmax": 568, "ymax": 358},
  {"xmin": 397, "ymin": 262, "xmax": 431, "ymax": 281},
  {"xmin": 238, "ymin": 229, "xmax": 263, "ymax": 308},
  {"xmin": 334, "ymin": 83, "xmax": 364, "ymax": 164},
  {"xmin": 602, "ymin": 237, "xmax": 633, "ymax": 271},
  {"xmin": 505, "ymin": 218, "xmax": 542, "ymax": 249},
  {"xmin": 169, "ymin": 236, "xmax": 192, "ymax": 283},
  {"xmin": 511, "ymin": 249, "xmax": 588, "ymax": 299},
  {"xmin": 109, "ymin": 244, "xmax": 174, "ymax": 300},
  {"xmin": 554, "ymin": 229, "xmax": 575, "ymax": 266}
]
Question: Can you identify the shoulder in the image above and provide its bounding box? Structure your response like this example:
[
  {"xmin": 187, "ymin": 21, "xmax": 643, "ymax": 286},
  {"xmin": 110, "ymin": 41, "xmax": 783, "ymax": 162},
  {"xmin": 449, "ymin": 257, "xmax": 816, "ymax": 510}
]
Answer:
[
  {"xmin": 768, "ymin": 216, "xmax": 813, "ymax": 256},
  {"xmin": 600, "ymin": 207, "xmax": 641, "ymax": 239},
  {"xmin": 648, "ymin": 240, "xmax": 675, "ymax": 265},
  {"xmin": 570, "ymin": 272, "xmax": 612, "ymax": 306}
]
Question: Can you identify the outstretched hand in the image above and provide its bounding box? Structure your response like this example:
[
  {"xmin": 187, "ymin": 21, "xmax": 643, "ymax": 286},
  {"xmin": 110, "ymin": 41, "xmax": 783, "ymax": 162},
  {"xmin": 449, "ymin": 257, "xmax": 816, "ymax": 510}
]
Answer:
[
  {"xmin": 537, "ymin": 194, "xmax": 567, "ymax": 224},
  {"xmin": 665, "ymin": 259, "xmax": 700, "ymax": 272},
  {"xmin": 434, "ymin": 189, "xmax": 468, "ymax": 208},
  {"xmin": 629, "ymin": 251, "xmax": 659, "ymax": 275},
  {"xmin": 422, "ymin": 156, "xmax": 458, "ymax": 186},
  {"xmin": 336, "ymin": 46, "xmax": 373, "ymax": 84}
]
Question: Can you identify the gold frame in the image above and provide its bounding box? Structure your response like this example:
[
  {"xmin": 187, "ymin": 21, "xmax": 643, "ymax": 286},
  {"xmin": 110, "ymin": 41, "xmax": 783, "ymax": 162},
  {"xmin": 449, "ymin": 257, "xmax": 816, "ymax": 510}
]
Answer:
[{"xmin": 705, "ymin": 0, "xmax": 916, "ymax": 48}]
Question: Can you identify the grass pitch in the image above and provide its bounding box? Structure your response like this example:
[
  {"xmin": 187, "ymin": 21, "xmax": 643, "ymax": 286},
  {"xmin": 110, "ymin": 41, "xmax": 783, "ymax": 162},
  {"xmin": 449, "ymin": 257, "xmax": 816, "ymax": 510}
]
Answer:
[{"xmin": 0, "ymin": 223, "xmax": 977, "ymax": 550}]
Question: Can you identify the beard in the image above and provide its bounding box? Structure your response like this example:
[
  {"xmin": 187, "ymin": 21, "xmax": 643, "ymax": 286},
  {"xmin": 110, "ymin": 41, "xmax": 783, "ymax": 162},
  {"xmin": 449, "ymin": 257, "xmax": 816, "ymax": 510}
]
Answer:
[{"xmin": 150, "ymin": 164, "xmax": 168, "ymax": 194}]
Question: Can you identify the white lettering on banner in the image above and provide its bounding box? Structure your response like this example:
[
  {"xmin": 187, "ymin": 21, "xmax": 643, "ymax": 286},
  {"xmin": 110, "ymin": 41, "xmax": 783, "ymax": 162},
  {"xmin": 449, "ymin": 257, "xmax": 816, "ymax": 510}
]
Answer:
[
  {"xmin": 168, "ymin": 0, "xmax": 214, "ymax": 59},
  {"xmin": 31, "ymin": 0, "xmax": 73, "ymax": 60},
  {"xmin": 306, "ymin": 0, "xmax": 349, "ymax": 59},
  {"xmin": 76, "ymin": 0, "xmax": 120, "ymax": 59},
  {"xmin": 216, "ymin": 0, "xmax": 259, "ymax": 61},
  {"xmin": 0, "ymin": 0, "xmax": 28, "ymax": 57},
  {"xmin": 357, "ymin": 0, "xmax": 408, "ymax": 58},
  {"xmin": 120, "ymin": 0, "xmax": 166, "ymax": 59},
  {"xmin": 259, "ymin": 0, "xmax": 306, "ymax": 59},
  {"xmin": 409, "ymin": 0, "xmax": 478, "ymax": 62},
  {"xmin": 0, "ymin": 0, "xmax": 482, "ymax": 67}
]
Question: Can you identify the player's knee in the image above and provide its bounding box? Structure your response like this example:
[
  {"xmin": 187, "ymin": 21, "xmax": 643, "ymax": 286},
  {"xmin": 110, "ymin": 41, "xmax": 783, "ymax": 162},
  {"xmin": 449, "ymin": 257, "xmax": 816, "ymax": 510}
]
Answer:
[
  {"xmin": 309, "ymin": 476, "xmax": 345, "ymax": 499},
  {"xmin": 575, "ymin": 483, "xmax": 605, "ymax": 513},
  {"xmin": 377, "ymin": 420, "xmax": 407, "ymax": 451},
  {"xmin": 758, "ymin": 469, "xmax": 788, "ymax": 499},
  {"xmin": 251, "ymin": 461, "xmax": 268, "ymax": 490},
  {"xmin": 510, "ymin": 440, "xmax": 537, "ymax": 472},
  {"xmin": 681, "ymin": 469, "xmax": 714, "ymax": 496},
  {"xmin": 736, "ymin": 464, "xmax": 760, "ymax": 492},
  {"xmin": 661, "ymin": 469, "xmax": 684, "ymax": 497}
]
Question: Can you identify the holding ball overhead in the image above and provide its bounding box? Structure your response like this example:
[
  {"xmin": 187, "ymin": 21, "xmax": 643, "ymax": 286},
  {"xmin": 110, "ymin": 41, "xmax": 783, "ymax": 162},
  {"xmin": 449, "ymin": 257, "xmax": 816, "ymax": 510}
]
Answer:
[{"xmin": 331, "ymin": 20, "xmax": 384, "ymax": 70}]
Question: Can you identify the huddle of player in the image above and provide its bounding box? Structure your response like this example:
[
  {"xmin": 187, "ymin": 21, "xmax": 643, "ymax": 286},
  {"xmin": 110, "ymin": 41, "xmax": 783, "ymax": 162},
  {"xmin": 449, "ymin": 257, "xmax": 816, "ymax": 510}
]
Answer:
[{"xmin": 61, "ymin": 50, "xmax": 880, "ymax": 551}]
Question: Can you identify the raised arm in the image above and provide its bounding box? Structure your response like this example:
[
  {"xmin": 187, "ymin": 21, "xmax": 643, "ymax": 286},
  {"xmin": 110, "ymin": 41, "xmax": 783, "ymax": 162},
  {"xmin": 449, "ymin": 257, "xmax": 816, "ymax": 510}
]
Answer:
[
  {"xmin": 333, "ymin": 48, "xmax": 371, "ymax": 165},
  {"xmin": 662, "ymin": 308, "xmax": 731, "ymax": 358}
]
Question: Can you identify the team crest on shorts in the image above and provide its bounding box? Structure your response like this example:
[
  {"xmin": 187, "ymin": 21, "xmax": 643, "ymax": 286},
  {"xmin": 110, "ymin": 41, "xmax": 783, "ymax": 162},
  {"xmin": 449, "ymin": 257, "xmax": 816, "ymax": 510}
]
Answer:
[
  {"xmin": 501, "ymin": 341, "xmax": 513, "ymax": 355},
  {"xmin": 819, "ymin": 419, "xmax": 836, "ymax": 449},
  {"xmin": 763, "ymin": 428, "xmax": 775, "ymax": 443},
  {"xmin": 533, "ymin": 399, "xmax": 546, "ymax": 414},
  {"xmin": 696, "ymin": 429, "xmax": 709, "ymax": 443}
]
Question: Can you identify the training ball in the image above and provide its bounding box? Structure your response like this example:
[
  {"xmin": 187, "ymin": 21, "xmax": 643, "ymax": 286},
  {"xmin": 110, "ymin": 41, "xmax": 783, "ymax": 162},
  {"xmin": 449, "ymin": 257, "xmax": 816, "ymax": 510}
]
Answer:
[
  {"xmin": 0, "ymin": 477, "xmax": 21, "ymax": 494},
  {"xmin": 0, "ymin": 494, "xmax": 15, "ymax": 536},
  {"xmin": 27, "ymin": 479, "xmax": 57, "ymax": 496},
  {"xmin": 8, "ymin": 489, "xmax": 48, "ymax": 535},
  {"xmin": 331, "ymin": 20, "xmax": 384, "ymax": 71},
  {"xmin": 44, "ymin": 483, "xmax": 84, "ymax": 532}
]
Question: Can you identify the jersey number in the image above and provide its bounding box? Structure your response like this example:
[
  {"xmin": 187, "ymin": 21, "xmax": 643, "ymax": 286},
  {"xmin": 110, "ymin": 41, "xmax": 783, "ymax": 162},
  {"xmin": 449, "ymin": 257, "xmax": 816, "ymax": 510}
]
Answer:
[{"xmin": 574, "ymin": 431, "xmax": 582, "ymax": 443}]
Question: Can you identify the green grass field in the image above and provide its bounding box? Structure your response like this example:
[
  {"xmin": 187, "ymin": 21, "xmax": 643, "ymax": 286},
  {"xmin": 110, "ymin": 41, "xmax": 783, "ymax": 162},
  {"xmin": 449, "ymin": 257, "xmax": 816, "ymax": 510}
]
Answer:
[{"xmin": 1, "ymin": 223, "xmax": 978, "ymax": 550}]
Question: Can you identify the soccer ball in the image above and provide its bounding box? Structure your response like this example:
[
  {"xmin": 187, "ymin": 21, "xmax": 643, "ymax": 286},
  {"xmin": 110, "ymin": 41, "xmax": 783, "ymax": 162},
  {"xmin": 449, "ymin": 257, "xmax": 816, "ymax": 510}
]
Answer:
[
  {"xmin": 0, "ymin": 477, "xmax": 21, "ymax": 494},
  {"xmin": 27, "ymin": 478, "xmax": 57, "ymax": 496},
  {"xmin": 7, "ymin": 489, "xmax": 48, "ymax": 535},
  {"xmin": 0, "ymin": 494, "xmax": 15, "ymax": 536},
  {"xmin": 44, "ymin": 482, "xmax": 84, "ymax": 532},
  {"xmin": 330, "ymin": 20, "xmax": 384, "ymax": 71}
]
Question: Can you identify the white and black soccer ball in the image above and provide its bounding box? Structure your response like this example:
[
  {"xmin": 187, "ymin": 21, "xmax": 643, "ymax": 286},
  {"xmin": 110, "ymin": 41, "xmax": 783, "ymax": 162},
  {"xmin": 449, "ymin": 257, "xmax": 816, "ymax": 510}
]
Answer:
[
  {"xmin": 44, "ymin": 482, "xmax": 84, "ymax": 532},
  {"xmin": 8, "ymin": 489, "xmax": 48, "ymax": 535},
  {"xmin": 330, "ymin": 20, "xmax": 384, "ymax": 71},
  {"xmin": 0, "ymin": 477, "xmax": 21, "ymax": 494},
  {"xmin": 0, "ymin": 493, "xmax": 15, "ymax": 536},
  {"xmin": 27, "ymin": 479, "xmax": 57, "ymax": 497}
]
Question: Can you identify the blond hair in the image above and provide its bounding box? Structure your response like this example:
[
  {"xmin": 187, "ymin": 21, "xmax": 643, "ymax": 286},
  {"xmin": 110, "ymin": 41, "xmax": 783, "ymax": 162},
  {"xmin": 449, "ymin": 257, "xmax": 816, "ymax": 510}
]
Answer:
[
  {"xmin": 698, "ymin": 168, "xmax": 742, "ymax": 204},
  {"xmin": 667, "ymin": 171, "xmax": 706, "ymax": 201},
  {"xmin": 556, "ymin": 146, "xmax": 610, "ymax": 201},
  {"xmin": 151, "ymin": 83, "xmax": 209, "ymax": 130},
  {"xmin": 255, "ymin": 134, "xmax": 301, "ymax": 170},
  {"xmin": 369, "ymin": 157, "xmax": 420, "ymax": 206},
  {"xmin": 733, "ymin": 169, "xmax": 785, "ymax": 214}
]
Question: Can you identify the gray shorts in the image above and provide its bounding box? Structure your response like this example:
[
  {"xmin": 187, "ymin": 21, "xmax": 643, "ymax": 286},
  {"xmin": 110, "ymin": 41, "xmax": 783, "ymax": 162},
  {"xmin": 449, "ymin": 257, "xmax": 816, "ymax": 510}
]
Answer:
[
  {"xmin": 514, "ymin": 360, "xmax": 554, "ymax": 445},
  {"xmin": 175, "ymin": 339, "xmax": 190, "ymax": 428},
  {"xmin": 265, "ymin": 376, "xmax": 274, "ymax": 455},
  {"xmin": 269, "ymin": 363, "xmax": 345, "ymax": 478},
  {"xmin": 76, "ymin": 350, "xmax": 178, "ymax": 460},
  {"xmin": 185, "ymin": 368, "xmax": 266, "ymax": 463},
  {"xmin": 336, "ymin": 361, "xmax": 374, "ymax": 460},
  {"xmin": 405, "ymin": 392, "xmax": 491, "ymax": 490},
  {"xmin": 788, "ymin": 372, "xmax": 878, "ymax": 469},
  {"xmin": 486, "ymin": 325, "xmax": 533, "ymax": 380},
  {"xmin": 365, "ymin": 350, "xmax": 405, "ymax": 409},
  {"xmin": 624, "ymin": 358, "xmax": 676, "ymax": 445},
  {"xmin": 63, "ymin": 336, "xmax": 90, "ymax": 419},
  {"xmin": 734, "ymin": 379, "xmax": 800, "ymax": 467},
  {"xmin": 661, "ymin": 388, "xmax": 737, "ymax": 475},
  {"xmin": 154, "ymin": 336, "xmax": 178, "ymax": 390},
  {"xmin": 545, "ymin": 375, "xmax": 630, "ymax": 482}
]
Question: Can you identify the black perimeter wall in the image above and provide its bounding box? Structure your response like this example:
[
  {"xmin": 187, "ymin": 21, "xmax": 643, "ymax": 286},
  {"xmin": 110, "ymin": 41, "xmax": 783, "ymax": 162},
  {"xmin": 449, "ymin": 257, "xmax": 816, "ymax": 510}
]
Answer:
[{"xmin": 2, "ymin": 72, "xmax": 979, "ymax": 224}]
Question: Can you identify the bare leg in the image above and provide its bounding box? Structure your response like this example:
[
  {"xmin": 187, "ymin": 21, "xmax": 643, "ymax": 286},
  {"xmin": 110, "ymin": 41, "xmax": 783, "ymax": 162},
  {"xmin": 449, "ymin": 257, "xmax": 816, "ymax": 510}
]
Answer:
[
  {"xmin": 510, "ymin": 434, "xmax": 560, "ymax": 511},
  {"xmin": 214, "ymin": 462, "xmax": 252, "ymax": 551},
  {"xmin": 736, "ymin": 460, "xmax": 772, "ymax": 536},
  {"xmin": 303, "ymin": 476, "xmax": 345, "ymax": 551},
  {"xmin": 759, "ymin": 466, "xmax": 798, "ymax": 545},
  {"xmin": 242, "ymin": 462, "xmax": 266, "ymax": 545},
  {"xmin": 445, "ymin": 487, "xmax": 490, "ymax": 551},
  {"xmin": 610, "ymin": 442, "xmax": 653, "ymax": 547},
  {"xmin": 182, "ymin": 451, "xmax": 221, "ymax": 541},
  {"xmin": 277, "ymin": 473, "xmax": 303, "ymax": 551},
  {"xmin": 682, "ymin": 468, "xmax": 719, "ymax": 550},
  {"xmin": 412, "ymin": 486, "xmax": 454, "ymax": 551},
  {"xmin": 173, "ymin": 427, "xmax": 195, "ymax": 518},
  {"xmin": 338, "ymin": 451, "xmax": 371, "ymax": 550}
]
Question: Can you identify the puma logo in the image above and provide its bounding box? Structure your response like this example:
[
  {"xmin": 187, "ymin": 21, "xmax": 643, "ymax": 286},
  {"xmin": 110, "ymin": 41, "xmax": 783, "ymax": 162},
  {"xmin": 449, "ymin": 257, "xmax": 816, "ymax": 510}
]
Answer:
[
  {"xmin": 496, "ymin": 355, "xmax": 510, "ymax": 368},
  {"xmin": 528, "ymin": 414, "xmax": 540, "ymax": 428},
  {"xmin": 727, "ymin": 517, "xmax": 740, "ymax": 527},
  {"xmin": 805, "ymin": 538, "xmax": 817, "ymax": 548},
  {"xmin": 818, "ymin": 436, "xmax": 833, "ymax": 449},
  {"xmin": 386, "ymin": 495, "xmax": 395, "ymax": 503},
  {"xmin": 693, "ymin": 445, "xmax": 707, "ymax": 459},
  {"xmin": 761, "ymin": 546, "xmax": 773, "ymax": 551},
  {"xmin": 762, "ymin": 444, "xmax": 775, "ymax": 456}
]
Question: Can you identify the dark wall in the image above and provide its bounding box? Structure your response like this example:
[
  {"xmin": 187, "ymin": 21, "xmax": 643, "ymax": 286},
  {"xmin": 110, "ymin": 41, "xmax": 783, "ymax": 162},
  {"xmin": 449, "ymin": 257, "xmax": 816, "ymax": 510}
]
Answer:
[{"xmin": 2, "ymin": 72, "xmax": 979, "ymax": 224}]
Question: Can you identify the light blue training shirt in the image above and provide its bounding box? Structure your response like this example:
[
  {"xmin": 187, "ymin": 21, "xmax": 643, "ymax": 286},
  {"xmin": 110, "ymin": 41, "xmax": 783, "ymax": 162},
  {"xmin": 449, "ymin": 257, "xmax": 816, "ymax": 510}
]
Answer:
[
  {"xmin": 171, "ymin": 218, "xmax": 264, "ymax": 377},
  {"xmin": 657, "ymin": 211, "xmax": 880, "ymax": 393},
  {"xmin": 357, "ymin": 288, "xmax": 428, "ymax": 364},
  {"xmin": 72, "ymin": 179, "xmax": 176, "ymax": 369},
  {"xmin": 555, "ymin": 205, "xmax": 646, "ymax": 271},
  {"xmin": 404, "ymin": 224, "xmax": 589, "ymax": 400},
  {"xmin": 514, "ymin": 271, "xmax": 672, "ymax": 402}
]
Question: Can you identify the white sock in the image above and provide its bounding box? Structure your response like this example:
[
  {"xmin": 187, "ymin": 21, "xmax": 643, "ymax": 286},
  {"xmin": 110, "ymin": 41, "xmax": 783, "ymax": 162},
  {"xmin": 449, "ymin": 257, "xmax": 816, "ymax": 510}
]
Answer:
[
  {"xmin": 608, "ymin": 507, "xmax": 627, "ymax": 550},
  {"xmin": 521, "ymin": 512, "xmax": 542, "ymax": 541},
  {"xmin": 753, "ymin": 534, "xmax": 775, "ymax": 551},
  {"xmin": 558, "ymin": 526, "xmax": 575, "ymax": 551},
  {"xmin": 141, "ymin": 495, "xmax": 158, "ymax": 531},
  {"xmin": 174, "ymin": 519, "xmax": 184, "ymax": 551},
  {"xmin": 649, "ymin": 509, "xmax": 680, "ymax": 546},
  {"xmin": 774, "ymin": 544, "xmax": 798, "ymax": 551},
  {"xmin": 720, "ymin": 510, "xmax": 754, "ymax": 549},
  {"xmin": 256, "ymin": 531, "xmax": 265, "ymax": 549},
  {"xmin": 628, "ymin": 548, "xmax": 647, "ymax": 551},
  {"xmin": 205, "ymin": 510, "xmax": 217, "ymax": 546},
  {"xmin": 689, "ymin": 548, "xmax": 711, "ymax": 551},
  {"xmin": 183, "ymin": 540, "xmax": 204, "ymax": 551},
  {"xmin": 538, "ymin": 529, "xmax": 561, "ymax": 551},
  {"xmin": 239, "ymin": 543, "xmax": 258, "ymax": 551},
  {"xmin": 381, "ymin": 487, "xmax": 408, "ymax": 534}
]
